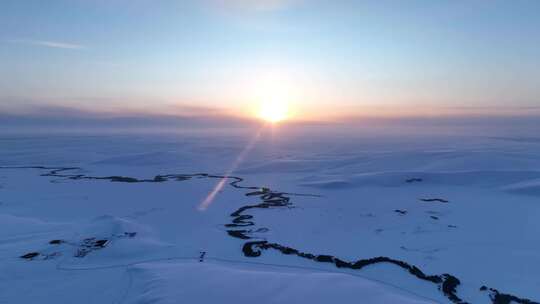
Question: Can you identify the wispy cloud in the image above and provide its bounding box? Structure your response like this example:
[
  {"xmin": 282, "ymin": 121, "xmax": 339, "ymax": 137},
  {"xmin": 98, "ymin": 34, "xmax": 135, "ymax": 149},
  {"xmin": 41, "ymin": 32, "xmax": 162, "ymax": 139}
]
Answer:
[
  {"xmin": 8, "ymin": 39, "xmax": 85, "ymax": 50},
  {"xmin": 211, "ymin": 0, "xmax": 303, "ymax": 12}
]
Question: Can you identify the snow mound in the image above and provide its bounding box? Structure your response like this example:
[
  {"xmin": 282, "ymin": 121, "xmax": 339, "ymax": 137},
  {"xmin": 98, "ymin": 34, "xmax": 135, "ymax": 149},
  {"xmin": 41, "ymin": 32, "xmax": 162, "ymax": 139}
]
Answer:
[
  {"xmin": 298, "ymin": 171, "xmax": 540, "ymax": 189},
  {"xmin": 125, "ymin": 261, "xmax": 436, "ymax": 304},
  {"xmin": 60, "ymin": 215, "xmax": 175, "ymax": 268},
  {"xmin": 502, "ymin": 179, "xmax": 540, "ymax": 196}
]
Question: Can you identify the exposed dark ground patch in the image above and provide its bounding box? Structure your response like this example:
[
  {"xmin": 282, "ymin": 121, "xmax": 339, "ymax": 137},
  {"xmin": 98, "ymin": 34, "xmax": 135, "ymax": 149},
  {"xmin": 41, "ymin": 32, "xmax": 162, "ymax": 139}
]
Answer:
[{"xmin": 2, "ymin": 166, "xmax": 536, "ymax": 304}]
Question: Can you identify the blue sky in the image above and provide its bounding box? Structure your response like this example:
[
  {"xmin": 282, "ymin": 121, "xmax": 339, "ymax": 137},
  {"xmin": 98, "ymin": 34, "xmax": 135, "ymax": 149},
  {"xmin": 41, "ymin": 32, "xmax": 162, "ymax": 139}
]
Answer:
[{"xmin": 1, "ymin": 0, "xmax": 539, "ymax": 119}]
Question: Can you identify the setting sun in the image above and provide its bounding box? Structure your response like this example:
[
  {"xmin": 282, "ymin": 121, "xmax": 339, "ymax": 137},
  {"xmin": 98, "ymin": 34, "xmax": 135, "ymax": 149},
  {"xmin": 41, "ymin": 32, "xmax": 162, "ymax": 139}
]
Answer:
[{"xmin": 258, "ymin": 100, "xmax": 289, "ymax": 123}]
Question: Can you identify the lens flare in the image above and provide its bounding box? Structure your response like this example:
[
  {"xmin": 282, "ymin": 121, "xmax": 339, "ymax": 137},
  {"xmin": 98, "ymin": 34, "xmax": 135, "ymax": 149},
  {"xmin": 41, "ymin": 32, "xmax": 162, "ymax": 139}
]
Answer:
[{"xmin": 198, "ymin": 128, "xmax": 263, "ymax": 211}]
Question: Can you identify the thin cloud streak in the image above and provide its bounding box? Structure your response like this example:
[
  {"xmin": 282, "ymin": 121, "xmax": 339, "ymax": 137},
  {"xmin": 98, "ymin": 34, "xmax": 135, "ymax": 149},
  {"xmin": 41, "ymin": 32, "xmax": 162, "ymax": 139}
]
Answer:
[
  {"xmin": 8, "ymin": 39, "xmax": 85, "ymax": 50},
  {"xmin": 210, "ymin": 0, "xmax": 303, "ymax": 12}
]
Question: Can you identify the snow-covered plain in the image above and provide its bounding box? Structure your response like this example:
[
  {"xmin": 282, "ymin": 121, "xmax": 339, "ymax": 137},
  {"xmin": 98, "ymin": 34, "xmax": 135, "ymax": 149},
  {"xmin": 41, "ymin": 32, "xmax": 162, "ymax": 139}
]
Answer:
[{"xmin": 1, "ymin": 125, "xmax": 539, "ymax": 304}]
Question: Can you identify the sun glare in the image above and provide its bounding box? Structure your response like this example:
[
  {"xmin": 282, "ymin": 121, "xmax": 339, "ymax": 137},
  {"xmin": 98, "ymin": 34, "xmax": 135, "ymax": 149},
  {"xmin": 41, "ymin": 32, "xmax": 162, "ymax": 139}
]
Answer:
[{"xmin": 258, "ymin": 100, "xmax": 288, "ymax": 123}]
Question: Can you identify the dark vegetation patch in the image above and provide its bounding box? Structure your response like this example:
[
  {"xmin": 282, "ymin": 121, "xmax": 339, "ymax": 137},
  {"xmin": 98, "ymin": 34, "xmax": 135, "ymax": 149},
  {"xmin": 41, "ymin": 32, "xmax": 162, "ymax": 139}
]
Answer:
[
  {"xmin": 108, "ymin": 176, "xmax": 140, "ymax": 183},
  {"xmin": 19, "ymin": 251, "xmax": 61, "ymax": 260},
  {"xmin": 420, "ymin": 198, "xmax": 449, "ymax": 203},
  {"xmin": 480, "ymin": 286, "xmax": 539, "ymax": 304},
  {"xmin": 75, "ymin": 238, "xmax": 110, "ymax": 257},
  {"xmin": 19, "ymin": 230, "xmax": 137, "ymax": 260},
  {"xmin": 20, "ymin": 252, "xmax": 40, "ymax": 260}
]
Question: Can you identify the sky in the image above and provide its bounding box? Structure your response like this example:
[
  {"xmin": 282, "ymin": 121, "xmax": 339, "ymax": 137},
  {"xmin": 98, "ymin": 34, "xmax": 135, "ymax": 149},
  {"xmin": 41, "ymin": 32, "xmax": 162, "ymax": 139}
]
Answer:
[{"xmin": 1, "ymin": 0, "xmax": 539, "ymax": 121}]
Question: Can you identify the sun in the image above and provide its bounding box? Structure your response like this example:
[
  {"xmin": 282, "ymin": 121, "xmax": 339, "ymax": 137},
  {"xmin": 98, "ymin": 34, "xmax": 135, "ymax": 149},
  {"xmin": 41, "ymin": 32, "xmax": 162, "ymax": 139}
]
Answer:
[{"xmin": 258, "ymin": 100, "xmax": 289, "ymax": 123}]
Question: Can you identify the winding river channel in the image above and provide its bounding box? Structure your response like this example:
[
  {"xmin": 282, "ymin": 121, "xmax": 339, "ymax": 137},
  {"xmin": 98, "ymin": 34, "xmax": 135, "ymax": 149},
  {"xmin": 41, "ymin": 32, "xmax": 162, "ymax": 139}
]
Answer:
[{"xmin": 1, "ymin": 166, "xmax": 537, "ymax": 304}]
